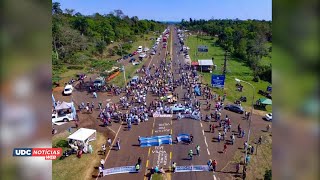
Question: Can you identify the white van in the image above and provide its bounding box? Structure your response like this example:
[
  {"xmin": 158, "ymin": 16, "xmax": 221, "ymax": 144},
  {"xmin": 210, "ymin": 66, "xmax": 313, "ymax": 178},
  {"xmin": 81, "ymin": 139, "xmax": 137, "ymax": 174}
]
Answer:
[{"xmin": 137, "ymin": 46, "xmax": 143, "ymax": 53}]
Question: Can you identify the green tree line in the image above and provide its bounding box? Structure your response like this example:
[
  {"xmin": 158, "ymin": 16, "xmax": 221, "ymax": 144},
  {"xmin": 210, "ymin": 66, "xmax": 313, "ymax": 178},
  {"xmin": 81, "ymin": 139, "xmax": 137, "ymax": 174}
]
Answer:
[
  {"xmin": 52, "ymin": 2, "xmax": 165, "ymax": 76},
  {"xmin": 179, "ymin": 18, "xmax": 272, "ymax": 83}
]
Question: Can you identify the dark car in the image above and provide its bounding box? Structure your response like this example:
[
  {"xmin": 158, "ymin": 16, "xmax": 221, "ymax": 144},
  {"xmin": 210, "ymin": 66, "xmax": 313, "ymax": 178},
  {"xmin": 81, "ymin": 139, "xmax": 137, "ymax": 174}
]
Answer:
[
  {"xmin": 129, "ymin": 58, "xmax": 136, "ymax": 62},
  {"xmin": 128, "ymin": 54, "xmax": 133, "ymax": 57},
  {"xmin": 224, "ymin": 104, "xmax": 244, "ymax": 114},
  {"xmin": 123, "ymin": 55, "xmax": 129, "ymax": 59}
]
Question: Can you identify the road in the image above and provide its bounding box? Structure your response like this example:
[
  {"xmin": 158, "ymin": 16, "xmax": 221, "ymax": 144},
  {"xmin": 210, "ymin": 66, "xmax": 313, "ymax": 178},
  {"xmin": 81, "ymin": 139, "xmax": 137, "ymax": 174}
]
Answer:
[{"xmin": 53, "ymin": 25, "xmax": 271, "ymax": 180}]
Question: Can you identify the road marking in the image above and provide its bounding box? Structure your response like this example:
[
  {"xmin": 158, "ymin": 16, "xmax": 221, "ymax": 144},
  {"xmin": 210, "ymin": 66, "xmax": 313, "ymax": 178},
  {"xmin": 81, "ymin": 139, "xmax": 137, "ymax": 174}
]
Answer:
[
  {"xmin": 213, "ymin": 175, "xmax": 217, "ymax": 180},
  {"xmin": 220, "ymin": 161, "xmax": 231, "ymax": 172},
  {"xmin": 107, "ymin": 126, "xmax": 116, "ymax": 134},
  {"xmin": 95, "ymin": 123, "xmax": 122, "ymax": 180},
  {"xmin": 153, "ymin": 121, "xmax": 155, "ymax": 127},
  {"xmin": 148, "ymin": 148, "xmax": 151, "ymax": 156},
  {"xmin": 204, "ymin": 136, "xmax": 208, "ymax": 147},
  {"xmin": 207, "ymin": 148, "xmax": 210, "ymax": 155},
  {"xmin": 202, "ymin": 130, "xmax": 205, "ymax": 135},
  {"xmin": 152, "ymin": 129, "xmax": 154, "ymax": 135},
  {"xmin": 170, "ymin": 152, "xmax": 172, "ymax": 160},
  {"xmin": 171, "ymin": 129, "xmax": 172, "ymax": 134},
  {"xmin": 200, "ymin": 122, "xmax": 203, "ymax": 127},
  {"xmin": 146, "ymin": 160, "xmax": 149, "ymax": 168}
]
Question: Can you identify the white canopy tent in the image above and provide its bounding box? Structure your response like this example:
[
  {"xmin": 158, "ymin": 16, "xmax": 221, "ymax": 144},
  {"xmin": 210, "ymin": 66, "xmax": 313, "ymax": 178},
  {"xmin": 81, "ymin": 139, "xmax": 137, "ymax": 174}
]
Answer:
[
  {"xmin": 67, "ymin": 128, "xmax": 97, "ymax": 144},
  {"xmin": 55, "ymin": 101, "xmax": 73, "ymax": 110},
  {"xmin": 198, "ymin": 59, "xmax": 213, "ymax": 66}
]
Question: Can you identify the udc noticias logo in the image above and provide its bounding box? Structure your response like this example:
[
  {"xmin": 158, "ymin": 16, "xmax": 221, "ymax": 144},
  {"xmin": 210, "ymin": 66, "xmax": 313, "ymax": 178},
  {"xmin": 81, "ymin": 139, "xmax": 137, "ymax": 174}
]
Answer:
[{"xmin": 13, "ymin": 148, "xmax": 62, "ymax": 160}]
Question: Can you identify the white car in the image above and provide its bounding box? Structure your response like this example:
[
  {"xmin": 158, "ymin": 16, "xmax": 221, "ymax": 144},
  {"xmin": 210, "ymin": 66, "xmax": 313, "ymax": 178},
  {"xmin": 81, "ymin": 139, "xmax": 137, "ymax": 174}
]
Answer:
[
  {"xmin": 63, "ymin": 84, "xmax": 73, "ymax": 95},
  {"xmin": 185, "ymin": 55, "xmax": 190, "ymax": 59},
  {"xmin": 151, "ymin": 51, "xmax": 156, "ymax": 55},
  {"xmin": 132, "ymin": 62, "xmax": 140, "ymax": 65},
  {"xmin": 137, "ymin": 49, "xmax": 142, "ymax": 53},
  {"xmin": 139, "ymin": 53, "xmax": 147, "ymax": 58},
  {"xmin": 144, "ymin": 47, "xmax": 150, "ymax": 52},
  {"xmin": 52, "ymin": 112, "xmax": 73, "ymax": 123},
  {"xmin": 265, "ymin": 113, "xmax": 272, "ymax": 121}
]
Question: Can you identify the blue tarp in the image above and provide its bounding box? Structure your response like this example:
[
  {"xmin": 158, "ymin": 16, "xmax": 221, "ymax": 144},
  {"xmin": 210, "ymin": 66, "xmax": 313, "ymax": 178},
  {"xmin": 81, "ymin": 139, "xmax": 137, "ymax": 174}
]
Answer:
[
  {"xmin": 177, "ymin": 134, "xmax": 190, "ymax": 142},
  {"xmin": 139, "ymin": 135, "xmax": 172, "ymax": 147}
]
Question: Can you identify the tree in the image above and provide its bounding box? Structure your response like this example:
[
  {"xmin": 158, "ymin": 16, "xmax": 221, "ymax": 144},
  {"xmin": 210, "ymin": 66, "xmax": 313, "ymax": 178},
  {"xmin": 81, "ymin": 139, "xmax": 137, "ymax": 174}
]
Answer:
[
  {"xmin": 264, "ymin": 169, "xmax": 272, "ymax": 180},
  {"xmin": 95, "ymin": 40, "xmax": 106, "ymax": 58},
  {"xmin": 52, "ymin": 2, "xmax": 63, "ymax": 14},
  {"xmin": 64, "ymin": 9, "xmax": 75, "ymax": 16}
]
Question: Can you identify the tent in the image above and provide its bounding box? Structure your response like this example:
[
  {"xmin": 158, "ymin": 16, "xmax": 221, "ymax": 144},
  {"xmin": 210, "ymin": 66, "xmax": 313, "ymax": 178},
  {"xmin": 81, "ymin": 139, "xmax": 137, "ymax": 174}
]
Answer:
[
  {"xmin": 68, "ymin": 128, "xmax": 97, "ymax": 144},
  {"xmin": 258, "ymin": 98, "xmax": 272, "ymax": 105},
  {"xmin": 55, "ymin": 101, "xmax": 73, "ymax": 110}
]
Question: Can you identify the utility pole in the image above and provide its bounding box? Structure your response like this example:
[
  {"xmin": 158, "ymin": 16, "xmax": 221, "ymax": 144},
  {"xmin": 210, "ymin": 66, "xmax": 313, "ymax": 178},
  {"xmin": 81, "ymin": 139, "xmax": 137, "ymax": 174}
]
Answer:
[{"xmin": 223, "ymin": 50, "xmax": 228, "ymax": 75}]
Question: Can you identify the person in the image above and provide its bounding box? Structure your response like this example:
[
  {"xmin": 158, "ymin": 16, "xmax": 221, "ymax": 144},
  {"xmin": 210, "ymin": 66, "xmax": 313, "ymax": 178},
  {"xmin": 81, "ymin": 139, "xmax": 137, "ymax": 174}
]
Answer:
[
  {"xmin": 135, "ymin": 163, "xmax": 140, "ymax": 172},
  {"xmin": 107, "ymin": 138, "xmax": 112, "ymax": 148},
  {"xmin": 212, "ymin": 160, "xmax": 217, "ymax": 172},
  {"xmin": 236, "ymin": 162, "xmax": 240, "ymax": 174},
  {"xmin": 188, "ymin": 149, "xmax": 193, "ymax": 160},
  {"xmin": 100, "ymin": 159, "xmax": 105, "ymax": 169},
  {"xmin": 207, "ymin": 159, "xmax": 213, "ymax": 171},
  {"xmin": 251, "ymin": 145, "xmax": 255, "ymax": 155},
  {"xmin": 190, "ymin": 134, "xmax": 194, "ymax": 144},
  {"xmin": 258, "ymin": 136, "xmax": 262, "ymax": 144},
  {"xmin": 98, "ymin": 166, "xmax": 103, "ymax": 177},
  {"xmin": 244, "ymin": 141, "xmax": 248, "ymax": 150},
  {"xmin": 218, "ymin": 132, "xmax": 221, "ymax": 142},
  {"xmin": 266, "ymin": 124, "xmax": 271, "ymax": 132},
  {"xmin": 196, "ymin": 145, "xmax": 200, "ymax": 156},
  {"xmin": 154, "ymin": 166, "xmax": 159, "ymax": 173},
  {"xmin": 223, "ymin": 144, "xmax": 227, "ymax": 154},
  {"xmin": 245, "ymin": 155, "xmax": 251, "ymax": 165},
  {"xmin": 209, "ymin": 124, "xmax": 212, "ymax": 132},
  {"xmin": 93, "ymin": 92, "xmax": 97, "ymax": 98},
  {"xmin": 138, "ymin": 157, "xmax": 142, "ymax": 165},
  {"xmin": 102, "ymin": 144, "xmax": 106, "ymax": 155},
  {"xmin": 116, "ymin": 138, "xmax": 120, "ymax": 151},
  {"xmin": 172, "ymin": 162, "xmax": 176, "ymax": 173},
  {"xmin": 159, "ymin": 167, "xmax": 165, "ymax": 174}
]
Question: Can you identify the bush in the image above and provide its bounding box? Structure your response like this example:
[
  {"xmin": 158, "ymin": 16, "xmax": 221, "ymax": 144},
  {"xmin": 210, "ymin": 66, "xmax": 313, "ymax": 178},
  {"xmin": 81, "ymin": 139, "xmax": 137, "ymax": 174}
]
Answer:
[
  {"xmin": 54, "ymin": 139, "xmax": 69, "ymax": 148},
  {"xmin": 253, "ymin": 75, "xmax": 260, "ymax": 82},
  {"xmin": 264, "ymin": 169, "xmax": 272, "ymax": 180}
]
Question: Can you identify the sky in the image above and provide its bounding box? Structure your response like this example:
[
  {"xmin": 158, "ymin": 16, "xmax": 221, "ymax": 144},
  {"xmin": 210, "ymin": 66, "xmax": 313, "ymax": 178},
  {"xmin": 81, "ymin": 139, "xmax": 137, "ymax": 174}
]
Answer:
[{"xmin": 55, "ymin": 0, "xmax": 272, "ymax": 21}]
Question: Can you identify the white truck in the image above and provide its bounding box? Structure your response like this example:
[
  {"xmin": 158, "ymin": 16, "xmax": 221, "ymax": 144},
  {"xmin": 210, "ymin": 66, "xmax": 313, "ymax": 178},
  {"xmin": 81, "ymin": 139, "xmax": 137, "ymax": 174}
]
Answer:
[{"xmin": 52, "ymin": 112, "xmax": 73, "ymax": 123}]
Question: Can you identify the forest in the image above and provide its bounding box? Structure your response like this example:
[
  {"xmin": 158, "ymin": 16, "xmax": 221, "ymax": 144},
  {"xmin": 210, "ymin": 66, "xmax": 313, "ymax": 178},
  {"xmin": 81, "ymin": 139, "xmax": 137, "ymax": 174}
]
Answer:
[{"xmin": 52, "ymin": 2, "xmax": 165, "ymax": 80}]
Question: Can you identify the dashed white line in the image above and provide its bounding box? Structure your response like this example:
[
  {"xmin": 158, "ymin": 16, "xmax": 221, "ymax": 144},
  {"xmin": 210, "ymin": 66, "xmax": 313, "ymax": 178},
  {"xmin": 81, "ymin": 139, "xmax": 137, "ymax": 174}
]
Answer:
[
  {"xmin": 204, "ymin": 136, "xmax": 208, "ymax": 147},
  {"xmin": 200, "ymin": 122, "xmax": 203, "ymax": 127},
  {"xmin": 202, "ymin": 129, "xmax": 205, "ymax": 135},
  {"xmin": 207, "ymin": 148, "xmax": 210, "ymax": 155},
  {"xmin": 213, "ymin": 175, "xmax": 217, "ymax": 180}
]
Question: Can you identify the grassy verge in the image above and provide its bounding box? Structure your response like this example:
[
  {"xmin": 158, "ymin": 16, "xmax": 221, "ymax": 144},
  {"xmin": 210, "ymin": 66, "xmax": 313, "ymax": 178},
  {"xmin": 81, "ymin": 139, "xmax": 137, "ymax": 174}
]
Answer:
[
  {"xmin": 186, "ymin": 35, "xmax": 272, "ymax": 112},
  {"xmin": 151, "ymin": 173, "xmax": 164, "ymax": 180},
  {"xmin": 52, "ymin": 130, "xmax": 106, "ymax": 180},
  {"xmin": 232, "ymin": 133, "xmax": 272, "ymax": 180}
]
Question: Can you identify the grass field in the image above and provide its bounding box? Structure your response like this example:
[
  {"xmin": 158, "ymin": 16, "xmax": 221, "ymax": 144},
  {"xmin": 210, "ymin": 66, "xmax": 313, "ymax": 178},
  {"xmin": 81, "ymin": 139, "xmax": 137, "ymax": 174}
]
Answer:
[
  {"xmin": 232, "ymin": 133, "xmax": 272, "ymax": 180},
  {"xmin": 52, "ymin": 130, "xmax": 106, "ymax": 180},
  {"xmin": 186, "ymin": 35, "xmax": 272, "ymax": 112}
]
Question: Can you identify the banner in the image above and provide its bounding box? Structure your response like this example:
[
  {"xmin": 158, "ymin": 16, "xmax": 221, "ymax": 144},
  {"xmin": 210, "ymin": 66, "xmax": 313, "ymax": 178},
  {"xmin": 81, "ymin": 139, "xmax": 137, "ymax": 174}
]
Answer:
[
  {"xmin": 211, "ymin": 74, "xmax": 225, "ymax": 88},
  {"xmin": 176, "ymin": 165, "xmax": 210, "ymax": 173},
  {"xmin": 153, "ymin": 112, "xmax": 173, "ymax": 118},
  {"xmin": 139, "ymin": 135, "xmax": 172, "ymax": 147},
  {"xmin": 177, "ymin": 134, "xmax": 190, "ymax": 142},
  {"xmin": 103, "ymin": 166, "xmax": 136, "ymax": 176}
]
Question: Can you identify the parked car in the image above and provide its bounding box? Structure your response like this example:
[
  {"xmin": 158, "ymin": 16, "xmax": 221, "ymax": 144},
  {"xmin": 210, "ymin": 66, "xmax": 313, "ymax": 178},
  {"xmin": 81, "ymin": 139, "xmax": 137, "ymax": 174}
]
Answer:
[
  {"xmin": 123, "ymin": 55, "xmax": 129, "ymax": 59},
  {"xmin": 151, "ymin": 51, "xmax": 156, "ymax": 55},
  {"xmin": 132, "ymin": 62, "xmax": 140, "ymax": 65},
  {"xmin": 144, "ymin": 47, "xmax": 150, "ymax": 52},
  {"xmin": 185, "ymin": 55, "xmax": 190, "ymax": 59},
  {"xmin": 63, "ymin": 84, "xmax": 73, "ymax": 95},
  {"xmin": 224, "ymin": 104, "xmax": 244, "ymax": 114},
  {"xmin": 128, "ymin": 53, "xmax": 133, "ymax": 57},
  {"xmin": 265, "ymin": 113, "xmax": 272, "ymax": 121},
  {"xmin": 139, "ymin": 53, "xmax": 147, "ymax": 58},
  {"xmin": 129, "ymin": 58, "xmax": 136, "ymax": 62},
  {"xmin": 133, "ymin": 51, "xmax": 138, "ymax": 55}
]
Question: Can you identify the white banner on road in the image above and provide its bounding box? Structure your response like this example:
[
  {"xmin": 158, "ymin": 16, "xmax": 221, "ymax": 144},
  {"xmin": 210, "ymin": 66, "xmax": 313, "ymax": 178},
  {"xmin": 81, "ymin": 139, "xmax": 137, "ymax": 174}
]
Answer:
[
  {"xmin": 103, "ymin": 166, "xmax": 136, "ymax": 176},
  {"xmin": 153, "ymin": 113, "xmax": 173, "ymax": 118}
]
